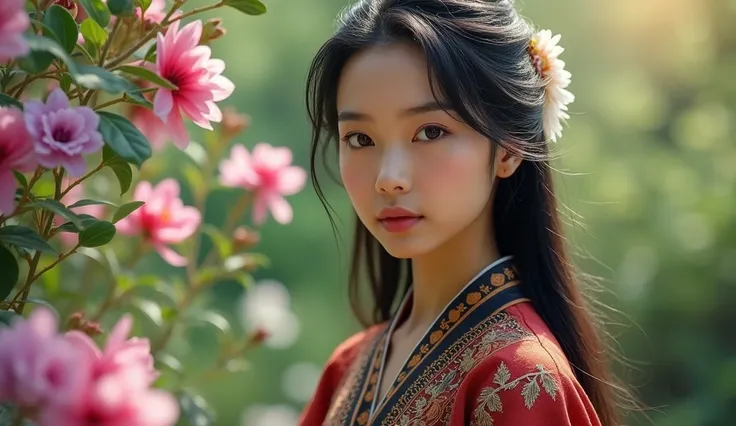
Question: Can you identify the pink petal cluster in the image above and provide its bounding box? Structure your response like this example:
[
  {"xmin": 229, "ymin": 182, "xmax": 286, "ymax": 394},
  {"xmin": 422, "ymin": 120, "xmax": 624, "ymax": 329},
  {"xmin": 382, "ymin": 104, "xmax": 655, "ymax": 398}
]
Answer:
[
  {"xmin": 0, "ymin": 0, "xmax": 30, "ymax": 61},
  {"xmin": 154, "ymin": 20, "xmax": 235, "ymax": 149},
  {"xmin": 0, "ymin": 308, "xmax": 179, "ymax": 426},
  {"xmin": 24, "ymin": 88, "xmax": 104, "ymax": 177},
  {"xmin": 116, "ymin": 179, "xmax": 201, "ymax": 266},
  {"xmin": 219, "ymin": 143, "xmax": 306, "ymax": 225},
  {"xmin": 0, "ymin": 106, "xmax": 36, "ymax": 215}
]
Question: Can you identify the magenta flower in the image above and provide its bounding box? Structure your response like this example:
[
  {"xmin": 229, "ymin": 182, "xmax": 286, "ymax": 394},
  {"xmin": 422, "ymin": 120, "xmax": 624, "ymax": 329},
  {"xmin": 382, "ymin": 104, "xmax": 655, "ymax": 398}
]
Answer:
[
  {"xmin": 0, "ymin": 308, "xmax": 88, "ymax": 409},
  {"xmin": 219, "ymin": 143, "xmax": 306, "ymax": 225},
  {"xmin": 24, "ymin": 89, "xmax": 104, "ymax": 176},
  {"xmin": 0, "ymin": 0, "xmax": 30, "ymax": 61},
  {"xmin": 116, "ymin": 179, "xmax": 201, "ymax": 266},
  {"xmin": 0, "ymin": 106, "xmax": 36, "ymax": 215},
  {"xmin": 154, "ymin": 20, "xmax": 235, "ymax": 149}
]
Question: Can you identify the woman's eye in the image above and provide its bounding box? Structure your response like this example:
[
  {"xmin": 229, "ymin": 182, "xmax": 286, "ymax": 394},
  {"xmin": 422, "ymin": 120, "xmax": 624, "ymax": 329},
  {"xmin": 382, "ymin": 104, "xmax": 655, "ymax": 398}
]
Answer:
[
  {"xmin": 415, "ymin": 125, "xmax": 446, "ymax": 141},
  {"xmin": 344, "ymin": 133, "xmax": 374, "ymax": 148}
]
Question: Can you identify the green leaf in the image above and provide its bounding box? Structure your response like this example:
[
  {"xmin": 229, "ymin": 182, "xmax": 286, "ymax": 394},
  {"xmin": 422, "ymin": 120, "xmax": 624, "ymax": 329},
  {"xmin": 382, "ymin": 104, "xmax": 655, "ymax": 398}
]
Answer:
[
  {"xmin": 79, "ymin": 0, "xmax": 111, "ymax": 28},
  {"xmin": 131, "ymin": 298, "xmax": 163, "ymax": 326},
  {"xmin": 112, "ymin": 201, "xmax": 144, "ymax": 224},
  {"xmin": 0, "ymin": 226, "xmax": 56, "ymax": 253},
  {"xmin": 56, "ymin": 213, "xmax": 99, "ymax": 233},
  {"xmin": 187, "ymin": 310, "xmax": 231, "ymax": 336},
  {"xmin": 136, "ymin": 0, "xmax": 153, "ymax": 12},
  {"xmin": 80, "ymin": 18, "xmax": 108, "ymax": 51},
  {"xmin": 73, "ymin": 64, "xmax": 131, "ymax": 94},
  {"xmin": 115, "ymin": 64, "xmax": 177, "ymax": 90},
  {"xmin": 67, "ymin": 199, "xmax": 117, "ymax": 209},
  {"xmin": 13, "ymin": 171, "xmax": 28, "ymax": 190},
  {"xmin": 31, "ymin": 199, "xmax": 86, "ymax": 230},
  {"xmin": 78, "ymin": 220, "xmax": 116, "ymax": 247},
  {"xmin": 98, "ymin": 112, "xmax": 152, "ymax": 167},
  {"xmin": 18, "ymin": 35, "xmax": 61, "ymax": 74},
  {"xmin": 202, "ymin": 225, "xmax": 232, "ymax": 260},
  {"xmin": 59, "ymin": 73, "xmax": 74, "ymax": 92},
  {"xmin": 178, "ymin": 390, "xmax": 215, "ymax": 426},
  {"xmin": 0, "ymin": 246, "xmax": 20, "ymax": 301},
  {"xmin": 156, "ymin": 353, "xmax": 183, "ymax": 375},
  {"xmin": 108, "ymin": 0, "xmax": 134, "ymax": 17},
  {"xmin": 102, "ymin": 146, "xmax": 133, "ymax": 195},
  {"xmin": 0, "ymin": 92, "xmax": 23, "ymax": 109},
  {"xmin": 43, "ymin": 5, "xmax": 79, "ymax": 54},
  {"xmin": 222, "ymin": 0, "xmax": 267, "ymax": 15}
]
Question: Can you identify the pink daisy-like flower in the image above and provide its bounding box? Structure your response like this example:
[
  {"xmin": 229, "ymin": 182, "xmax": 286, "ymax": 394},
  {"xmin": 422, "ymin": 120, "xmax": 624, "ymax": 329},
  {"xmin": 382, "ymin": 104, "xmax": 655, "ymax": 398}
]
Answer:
[{"xmin": 153, "ymin": 20, "xmax": 235, "ymax": 149}]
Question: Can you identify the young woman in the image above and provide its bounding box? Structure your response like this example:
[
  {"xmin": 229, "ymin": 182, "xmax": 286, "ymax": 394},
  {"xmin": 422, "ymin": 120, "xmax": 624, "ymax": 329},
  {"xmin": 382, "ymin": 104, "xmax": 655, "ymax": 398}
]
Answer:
[{"xmin": 300, "ymin": 0, "xmax": 629, "ymax": 425}]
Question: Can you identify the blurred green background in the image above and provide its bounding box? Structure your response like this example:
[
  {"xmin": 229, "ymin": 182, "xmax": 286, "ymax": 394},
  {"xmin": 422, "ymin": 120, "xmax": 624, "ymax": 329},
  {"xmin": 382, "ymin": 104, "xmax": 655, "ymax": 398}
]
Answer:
[{"xmin": 112, "ymin": 0, "xmax": 736, "ymax": 424}]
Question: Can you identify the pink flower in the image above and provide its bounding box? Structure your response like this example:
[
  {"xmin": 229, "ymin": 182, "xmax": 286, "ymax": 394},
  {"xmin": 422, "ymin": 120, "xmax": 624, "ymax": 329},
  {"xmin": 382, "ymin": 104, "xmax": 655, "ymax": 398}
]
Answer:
[
  {"xmin": 65, "ymin": 314, "xmax": 158, "ymax": 388},
  {"xmin": 0, "ymin": 308, "xmax": 88, "ymax": 409},
  {"xmin": 154, "ymin": 20, "xmax": 235, "ymax": 149},
  {"xmin": 55, "ymin": 178, "xmax": 106, "ymax": 246},
  {"xmin": 24, "ymin": 88, "xmax": 104, "ymax": 176},
  {"xmin": 130, "ymin": 104, "xmax": 170, "ymax": 151},
  {"xmin": 0, "ymin": 0, "xmax": 30, "ymax": 61},
  {"xmin": 116, "ymin": 179, "xmax": 201, "ymax": 266},
  {"xmin": 219, "ymin": 143, "xmax": 306, "ymax": 225},
  {"xmin": 0, "ymin": 106, "xmax": 36, "ymax": 215},
  {"xmin": 138, "ymin": 0, "xmax": 167, "ymax": 23},
  {"xmin": 39, "ymin": 315, "xmax": 179, "ymax": 426}
]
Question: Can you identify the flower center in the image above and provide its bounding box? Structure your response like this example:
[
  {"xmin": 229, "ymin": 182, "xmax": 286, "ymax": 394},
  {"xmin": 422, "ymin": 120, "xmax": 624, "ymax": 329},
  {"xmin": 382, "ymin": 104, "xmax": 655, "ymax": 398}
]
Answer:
[{"xmin": 52, "ymin": 125, "xmax": 74, "ymax": 143}]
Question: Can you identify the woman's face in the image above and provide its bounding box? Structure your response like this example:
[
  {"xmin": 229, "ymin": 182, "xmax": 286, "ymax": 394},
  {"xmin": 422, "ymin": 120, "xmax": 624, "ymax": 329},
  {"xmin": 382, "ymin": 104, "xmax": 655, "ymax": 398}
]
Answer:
[{"xmin": 336, "ymin": 43, "xmax": 501, "ymax": 259}]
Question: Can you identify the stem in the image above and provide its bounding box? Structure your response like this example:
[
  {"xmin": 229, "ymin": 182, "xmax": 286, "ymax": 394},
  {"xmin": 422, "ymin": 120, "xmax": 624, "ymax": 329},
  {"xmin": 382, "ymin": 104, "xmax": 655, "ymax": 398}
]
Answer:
[
  {"xmin": 10, "ymin": 171, "xmax": 67, "ymax": 313},
  {"xmin": 0, "ymin": 167, "xmax": 45, "ymax": 225},
  {"xmin": 168, "ymin": 2, "xmax": 224, "ymax": 25},
  {"xmin": 6, "ymin": 71, "xmax": 57, "ymax": 96},
  {"xmin": 94, "ymin": 96, "xmax": 128, "ymax": 111},
  {"xmin": 99, "ymin": 18, "xmax": 122, "ymax": 67},
  {"xmin": 104, "ymin": 1, "xmax": 224, "ymax": 69},
  {"xmin": 89, "ymin": 245, "xmax": 147, "ymax": 321},
  {"xmin": 59, "ymin": 162, "xmax": 105, "ymax": 199}
]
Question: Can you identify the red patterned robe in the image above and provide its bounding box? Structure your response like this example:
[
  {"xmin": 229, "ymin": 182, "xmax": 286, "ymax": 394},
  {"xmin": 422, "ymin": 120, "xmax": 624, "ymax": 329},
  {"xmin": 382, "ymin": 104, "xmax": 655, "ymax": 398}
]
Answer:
[{"xmin": 299, "ymin": 256, "xmax": 602, "ymax": 426}]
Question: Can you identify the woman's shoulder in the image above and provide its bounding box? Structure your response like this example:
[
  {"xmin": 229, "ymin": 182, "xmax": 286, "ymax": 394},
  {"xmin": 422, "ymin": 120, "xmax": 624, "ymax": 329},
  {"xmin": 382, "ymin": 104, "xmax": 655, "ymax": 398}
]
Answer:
[
  {"xmin": 459, "ymin": 302, "xmax": 602, "ymax": 425},
  {"xmin": 318, "ymin": 321, "xmax": 388, "ymax": 383}
]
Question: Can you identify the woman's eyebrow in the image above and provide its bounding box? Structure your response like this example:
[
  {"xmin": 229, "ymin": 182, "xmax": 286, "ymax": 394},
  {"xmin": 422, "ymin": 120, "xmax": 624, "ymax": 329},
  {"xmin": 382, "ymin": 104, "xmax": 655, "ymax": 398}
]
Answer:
[{"xmin": 337, "ymin": 100, "xmax": 453, "ymax": 122}]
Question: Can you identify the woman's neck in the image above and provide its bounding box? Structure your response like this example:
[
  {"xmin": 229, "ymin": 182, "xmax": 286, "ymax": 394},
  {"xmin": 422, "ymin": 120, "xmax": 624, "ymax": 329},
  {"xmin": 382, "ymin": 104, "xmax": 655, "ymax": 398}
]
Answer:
[{"xmin": 402, "ymin": 205, "xmax": 499, "ymax": 333}]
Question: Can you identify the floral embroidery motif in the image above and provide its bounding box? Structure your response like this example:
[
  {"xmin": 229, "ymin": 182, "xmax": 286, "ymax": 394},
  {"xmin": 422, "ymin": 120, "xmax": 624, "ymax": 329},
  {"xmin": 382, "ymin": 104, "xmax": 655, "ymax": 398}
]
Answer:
[
  {"xmin": 472, "ymin": 363, "xmax": 559, "ymax": 426},
  {"xmin": 379, "ymin": 312, "xmax": 532, "ymax": 426}
]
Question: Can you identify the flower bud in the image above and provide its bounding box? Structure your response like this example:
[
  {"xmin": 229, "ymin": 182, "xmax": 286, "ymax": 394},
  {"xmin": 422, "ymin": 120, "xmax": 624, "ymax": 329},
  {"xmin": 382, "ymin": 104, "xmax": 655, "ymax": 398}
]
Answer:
[
  {"xmin": 233, "ymin": 226, "xmax": 260, "ymax": 250},
  {"xmin": 200, "ymin": 18, "xmax": 227, "ymax": 45},
  {"xmin": 220, "ymin": 107, "xmax": 250, "ymax": 141},
  {"xmin": 66, "ymin": 311, "xmax": 85, "ymax": 330},
  {"xmin": 53, "ymin": 0, "xmax": 78, "ymax": 19}
]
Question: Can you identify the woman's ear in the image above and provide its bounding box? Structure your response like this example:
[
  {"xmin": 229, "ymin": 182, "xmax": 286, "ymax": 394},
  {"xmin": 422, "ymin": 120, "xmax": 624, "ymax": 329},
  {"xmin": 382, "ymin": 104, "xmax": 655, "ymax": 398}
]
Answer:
[{"xmin": 494, "ymin": 146, "xmax": 523, "ymax": 178}]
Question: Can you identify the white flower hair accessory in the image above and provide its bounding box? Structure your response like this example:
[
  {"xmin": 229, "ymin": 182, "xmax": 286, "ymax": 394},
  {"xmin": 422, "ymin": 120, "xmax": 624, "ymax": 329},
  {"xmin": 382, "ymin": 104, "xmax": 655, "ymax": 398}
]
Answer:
[{"xmin": 528, "ymin": 29, "xmax": 575, "ymax": 142}]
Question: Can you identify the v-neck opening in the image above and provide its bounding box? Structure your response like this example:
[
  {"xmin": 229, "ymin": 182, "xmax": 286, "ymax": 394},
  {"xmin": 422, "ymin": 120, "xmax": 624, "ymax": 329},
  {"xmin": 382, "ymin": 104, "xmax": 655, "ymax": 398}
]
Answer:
[{"xmin": 368, "ymin": 255, "xmax": 515, "ymax": 420}]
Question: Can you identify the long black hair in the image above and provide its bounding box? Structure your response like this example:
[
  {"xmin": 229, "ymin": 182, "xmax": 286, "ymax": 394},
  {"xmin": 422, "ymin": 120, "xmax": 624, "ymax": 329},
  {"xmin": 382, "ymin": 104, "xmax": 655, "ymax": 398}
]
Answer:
[{"xmin": 306, "ymin": 0, "xmax": 634, "ymax": 424}]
